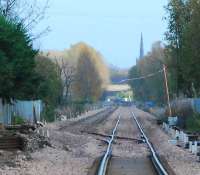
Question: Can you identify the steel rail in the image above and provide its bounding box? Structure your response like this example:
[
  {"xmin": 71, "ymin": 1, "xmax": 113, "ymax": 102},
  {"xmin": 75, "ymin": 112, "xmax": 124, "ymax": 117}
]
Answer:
[
  {"xmin": 97, "ymin": 115, "xmax": 121, "ymax": 175},
  {"xmin": 131, "ymin": 112, "xmax": 168, "ymax": 175}
]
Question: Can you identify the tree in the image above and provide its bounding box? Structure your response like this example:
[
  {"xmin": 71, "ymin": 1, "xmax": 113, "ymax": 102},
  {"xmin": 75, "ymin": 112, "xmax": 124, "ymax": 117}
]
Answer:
[
  {"xmin": 0, "ymin": 0, "xmax": 16, "ymax": 17},
  {"xmin": 165, "ymin": 0, "xmax": 200, "ymax": 97},
  {"xmin": 57, "ymin": 58, "xmax": 76, "ymax": 104},
  {"xmin": 41, "ymin": 42, "xmax": 109, "ymax": 117},
  {"xmin": 180, "ymin": 0, "xmax": 200, "ymax": 97},
  {"xmin": 128, "ymin": 42, "xmax": 165, "ymax": 104},
  {"xmin": 73, "ymin": 43, "xmax": 109, "ymax": 103},
  {"xmin": 128, "ymin": 65, "xmax": 142, "ymax": 100},
  {"xmin": 0, "ymin": 15, "xmax": 38, "ymax": 103},
  {"xmin": 0, "ymin": 0, "xmax": 50, "ymax": 38},
  {"xmin": 35, "ymin": 55, "xmax": 63, "ymax": 121},
  {"xmin": 109, "ymin": 65, "xmax": 128, "ymax": 84},
  {"xmin": 165, "ymin": 0, "xmax": 190, "ymax": 96}
]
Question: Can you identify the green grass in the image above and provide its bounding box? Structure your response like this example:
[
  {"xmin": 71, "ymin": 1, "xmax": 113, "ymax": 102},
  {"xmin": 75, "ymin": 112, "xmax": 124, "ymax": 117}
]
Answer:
[
  {"xmin": 13, "ymin": 115, "xmax": 25, "ymax": 125},
  {"xmin": 186, "ymin": 114, "xmax": 200, "ymax": 132}
]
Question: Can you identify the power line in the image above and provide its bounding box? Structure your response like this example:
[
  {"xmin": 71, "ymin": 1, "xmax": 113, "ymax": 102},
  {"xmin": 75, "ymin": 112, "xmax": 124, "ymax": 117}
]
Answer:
[{"xmin": 119, "ymin": 68, "xmax": 164, "ymax": 83}]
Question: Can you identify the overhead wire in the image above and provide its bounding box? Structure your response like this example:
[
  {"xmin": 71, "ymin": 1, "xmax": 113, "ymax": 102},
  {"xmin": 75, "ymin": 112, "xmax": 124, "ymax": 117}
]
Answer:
[{"xmin": 119, "ymin": 68, "xmax": 164, "ymax": 83}]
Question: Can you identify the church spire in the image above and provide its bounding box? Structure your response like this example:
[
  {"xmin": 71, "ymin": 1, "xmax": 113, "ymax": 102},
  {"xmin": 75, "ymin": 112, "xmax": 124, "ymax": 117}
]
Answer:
[{"xmin": 139, "ymin": 33, "xmax": 144, "ymax": 59}]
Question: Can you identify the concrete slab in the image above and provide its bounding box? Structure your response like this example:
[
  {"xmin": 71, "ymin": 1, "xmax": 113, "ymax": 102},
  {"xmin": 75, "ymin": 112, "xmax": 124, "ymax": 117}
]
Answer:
[{"xmin": 107, "ymin": 157, "xmax": 157, "ymax": 175}]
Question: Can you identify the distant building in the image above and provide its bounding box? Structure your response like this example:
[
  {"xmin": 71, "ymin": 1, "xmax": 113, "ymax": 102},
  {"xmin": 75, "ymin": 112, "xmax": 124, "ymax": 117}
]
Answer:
[
  {"xmin": 139, "ymin": 33, "xmax": 144, "ymax": 59},
  {"xmin": 136, "ymin": 33, "xmax": 144, "ymax": 63}
]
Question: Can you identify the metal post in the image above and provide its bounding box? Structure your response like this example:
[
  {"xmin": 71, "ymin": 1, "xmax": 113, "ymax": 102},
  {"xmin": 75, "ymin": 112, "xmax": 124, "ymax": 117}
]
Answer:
[{"xmin": 163, "ymin": 64, "xmax": 172, "ymax": 117}]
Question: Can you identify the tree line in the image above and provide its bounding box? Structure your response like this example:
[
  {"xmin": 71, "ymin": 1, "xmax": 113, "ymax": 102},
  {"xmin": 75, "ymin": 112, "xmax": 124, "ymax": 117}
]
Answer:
[
  {"xmin": 129, "ymin": 0, "xmax": 200, "ymax": 105},
  {"xmin": 47, "ymin": 43, "xmax": 109, "ymax": 120},
  {"xmin": 0, "ymin": 1, "xmax": 109, "ymax": 122},
  {"xmin": 128, "ymin": 42, "xmax": 165, "ymax": 105}
]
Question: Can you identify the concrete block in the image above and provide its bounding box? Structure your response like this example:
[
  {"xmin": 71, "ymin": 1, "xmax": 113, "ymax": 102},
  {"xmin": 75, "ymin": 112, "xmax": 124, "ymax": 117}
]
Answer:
[
  {"xmin": 175, "ymin": 130, "xmax": 180, "ymax": 140},
  {"xmin": 189, "ymin": 141, "xmax": 193, "ymax": 152},
  {"xmin": 180, "ymin": 131, "xmax": 184, "ymax": 142},
  {"xmin": 183, "ymin": 134, "xmax": 189, "ymax": 143},
  {"xmin": 191, "ymin": 142, "xmax": 197, "ymax": 154},
  {"xmin": 46, "ymin": 129, "xmax": 50, "ymax": 138}
]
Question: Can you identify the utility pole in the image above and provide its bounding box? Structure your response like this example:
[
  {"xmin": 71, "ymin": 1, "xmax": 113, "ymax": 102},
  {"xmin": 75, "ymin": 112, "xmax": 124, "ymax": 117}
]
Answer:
[{"xmin": 163, "ymin": 64, "xmax": 172, "ymax": 117}]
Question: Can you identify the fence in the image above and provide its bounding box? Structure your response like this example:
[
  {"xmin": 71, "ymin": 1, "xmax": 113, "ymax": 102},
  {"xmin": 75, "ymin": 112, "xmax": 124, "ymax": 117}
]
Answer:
[
  {"xmin": 0, "ymin": 99, "xmax": 43, "ymax": 125},
  {"xmin": 163, "ymin": 122, "xmax": 200, "ymax": 155},
  {"xmin": 192, "ymin": 98, "xmax": 200, "ymax": 113}
]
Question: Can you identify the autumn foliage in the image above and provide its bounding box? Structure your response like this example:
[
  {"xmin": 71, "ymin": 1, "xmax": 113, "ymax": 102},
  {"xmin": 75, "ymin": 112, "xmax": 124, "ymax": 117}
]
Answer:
[
  {"xmin": 73, "ymin": 43, "xmax": 109, "ymax": 103},
  {"xmin": 44, "ymin": 42, "xmax": 109, "ymax": 105},
  {"xmin": 128, "ymin": 42, "xmax": 165, "ymax": 104}
]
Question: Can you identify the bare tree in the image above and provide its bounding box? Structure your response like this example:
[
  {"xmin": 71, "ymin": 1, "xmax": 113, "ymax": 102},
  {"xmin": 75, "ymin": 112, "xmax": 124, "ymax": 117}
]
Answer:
[
  {"xmin": 0, "ymin": 0, "xmax": 16, "ymax": 16},
  {"xmin": 55, "ymin": 58, "xmax": 76, "ymax": 104},
  {"xmin": 0, "ymin": 0, "xmax": 50, "ymax": 39}
]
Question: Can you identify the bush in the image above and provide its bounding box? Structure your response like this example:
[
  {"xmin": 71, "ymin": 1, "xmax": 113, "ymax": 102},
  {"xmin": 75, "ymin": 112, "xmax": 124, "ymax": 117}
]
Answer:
[
  {"xmin": 185, "ymin": 114, "xmax": 200, "ymax": 132},
  {"xmin": 41, "ymin": 104, "xmax": 55, "ymax": 122},
  {"xmin": 35, "ymin": 56, "xmax": 63, "ymax": 122},
  {"xmin": 0, "ymin": 15, "xmax": 39, "ymax": 103},
  {"xmin": 13, "ymin": 115, "xmax": 25, "ymax": 125}
]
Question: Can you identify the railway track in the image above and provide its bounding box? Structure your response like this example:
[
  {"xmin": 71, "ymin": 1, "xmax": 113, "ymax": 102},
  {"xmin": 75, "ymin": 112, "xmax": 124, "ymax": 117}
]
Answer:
[
  {"xmin": 59, "ymin": 107, "xmax": 117, "ymax": 133},
  {"xmin": 131, "ymin": 112, "xmax": 168, "ymax": 175},
  {"xmin": 95, "ymin": 109, "xmax": 169, "ymax": 175},
  {"xmin": 97, "ymin": 115, "xmax": 121, "ymax": 175}
]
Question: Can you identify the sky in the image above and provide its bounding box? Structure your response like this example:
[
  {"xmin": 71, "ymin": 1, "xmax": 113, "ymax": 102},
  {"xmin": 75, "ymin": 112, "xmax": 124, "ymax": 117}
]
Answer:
[{"xmin": 34, "ymin": 0, "xmax": 167, "ymax": 68}]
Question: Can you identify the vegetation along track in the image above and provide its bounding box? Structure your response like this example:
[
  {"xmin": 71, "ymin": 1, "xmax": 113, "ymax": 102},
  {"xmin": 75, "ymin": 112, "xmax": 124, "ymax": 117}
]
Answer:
[{"xmin": 94, "ymin": 108, "xmax": 171, "ymax": 175}]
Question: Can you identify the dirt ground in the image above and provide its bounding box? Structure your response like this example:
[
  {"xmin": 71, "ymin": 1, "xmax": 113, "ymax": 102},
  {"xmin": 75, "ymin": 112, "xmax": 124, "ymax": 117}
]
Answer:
[
  {"xmin": 0, "ymin": 107, "xmax": 113, "ymax": 175},
  {"xmin": 0, "ymin": 106, "xmax": 199, "ymax": 175}
]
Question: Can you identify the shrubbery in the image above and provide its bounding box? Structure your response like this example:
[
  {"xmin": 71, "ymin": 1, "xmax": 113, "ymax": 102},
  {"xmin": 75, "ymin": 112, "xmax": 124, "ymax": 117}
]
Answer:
[
  {"xmin": 0, "ymin": 15, "xmax": 39, "ymax": 103},
  {"xmin": 13, "ymin": 115, "xmax": 25, "ymax": 125}
]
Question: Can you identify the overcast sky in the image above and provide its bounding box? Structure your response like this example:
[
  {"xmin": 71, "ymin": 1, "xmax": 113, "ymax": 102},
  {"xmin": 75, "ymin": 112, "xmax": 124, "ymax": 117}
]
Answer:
[{"xmin": 34, "ymin": 0, "xmax": 167, "ymax": 68}]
